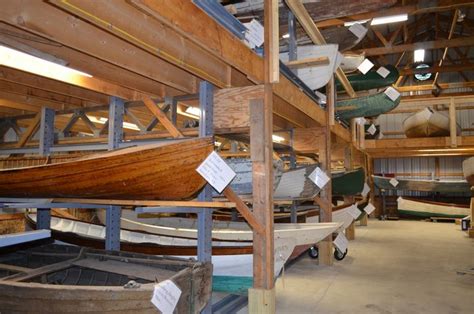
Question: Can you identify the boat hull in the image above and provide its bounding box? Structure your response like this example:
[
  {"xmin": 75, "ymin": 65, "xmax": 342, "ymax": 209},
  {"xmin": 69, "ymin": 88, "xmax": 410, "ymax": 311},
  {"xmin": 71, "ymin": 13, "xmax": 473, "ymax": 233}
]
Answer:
[
  {"xmin": 336, "ymin": 90, "xmax": 401, "ymax": 120},
  {"xmin": 373, "ymin": 175, "xmax": 470, "ymax": 193},
  {"xmin": 336, "ymin": 65, "xmax": 399, "ymax": 92},
  {"xmin": 403, "ymin": 109, "xmax": 461, "ymax": 138},
  {"xmin": 397, "ymin": 197, "xmax": 469, "ymax": 218},
  {"xmin": 462, "ymin": 157, "xmax": 474, "ymax": 187},
  {"xmin": 0, "ymin": 138, "xmax": 213, "ymax": 200},
  {"xmin": 332, "ymin": 168, "xmax": 365, "ymax": 196}
]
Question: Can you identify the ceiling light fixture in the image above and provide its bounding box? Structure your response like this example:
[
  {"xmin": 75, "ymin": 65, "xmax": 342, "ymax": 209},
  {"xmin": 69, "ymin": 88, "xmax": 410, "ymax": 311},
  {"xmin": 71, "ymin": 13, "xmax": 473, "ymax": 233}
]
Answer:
[
  {"xmin": 370, "ymin": 14, "xmax": 408, "ymax": 26},
  {"xmin": 414, "ymin": 49, "xmax": 425, "ymax": 63},
  {"xmin": 344, "ymin": 19, "xmax": 369, "ymax": 27}
]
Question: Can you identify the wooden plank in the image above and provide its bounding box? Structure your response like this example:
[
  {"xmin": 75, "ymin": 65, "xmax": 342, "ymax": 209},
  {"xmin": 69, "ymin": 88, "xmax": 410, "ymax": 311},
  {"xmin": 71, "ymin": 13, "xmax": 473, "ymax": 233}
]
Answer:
[
  {"xmin": 470, "ymin": 197, "xmax": 474, "ymax": 238},
  {"xmin": 265, "ymin": 0, "xmax": 279, "ymax": 83},
  {"xmin": 142, "ymin": 97, "xmax": 184, "ymax": 138},
  {"xmin": 0, "ymin": 213, "xmax": 24, "ymax": 221},
  {"xmin": 285, "ymin": 56, "xmax": 329, "ymax": 69},
  {"xmin": 449, "ymin": 97, "xmax": 457, "ymax": 147},
  {"xmin": 398, "ymin": 81, "xmax": 474, "ymax": 92},
  {"xmin": 16, "ymin": 113, "xmax": 41, "ymax": 148},
  {"xmin": 399, "ymin": 63, "xmax": 474, "ymax": 75},
  {"xmin": 285, "ymin": 0, "xmax": 356, "ymax": 98},
  {"xmin": 52, "ymin": 198, "xmax": 236, "ymax": 209},
  {"xmin": 222, "ymin": 187, "xmax": 264, "ymax": 235},
  {"xmin": 354, "ymin": 36, "xmax": 474, "ymax": 56},
  {"xmin": 327, "ymin": 76, "xmax": 335, "ymax": 126}
]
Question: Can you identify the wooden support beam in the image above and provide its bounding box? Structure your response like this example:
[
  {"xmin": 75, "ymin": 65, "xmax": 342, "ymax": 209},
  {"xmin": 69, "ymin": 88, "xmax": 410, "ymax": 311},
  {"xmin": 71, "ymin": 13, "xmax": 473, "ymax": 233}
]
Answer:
[
  {"xmin": 344, "ymin": 149, "xmax": 355, "ymax": 240},
  {"xmin": 399, "ymin": 63, "xmax": 474, "ymax": 75},
  {"xmin": 397, "ymin": 81, "xmax": 474, "ymax": 92},
  {"xmin": 222, "ymin": 187, "xmax": 264, "ymax": 235},
  {"xmin": 469, "ymin": 197, "xmax": 474, "ymax": 238},
  {"xmin": 285, "ymin": 56, "xmax": 329, "ymax": 69},
  {"xmin": 16, "ymin": 112, "xmax": 41, "ymax": 148},
  {"xmin": 327, "ymin": 76, "xmax": 335, "ymax": 126},
  {"xmin": 142, "ymin": 97, "xmax": 184, "ymax": 138},
  {"xmin": 285, "ymin": 0, "xmax": 356, "ymax": 98},
  {"xmin": 449, "ymin": 97, "xmax": 457, "ymax": 147}
]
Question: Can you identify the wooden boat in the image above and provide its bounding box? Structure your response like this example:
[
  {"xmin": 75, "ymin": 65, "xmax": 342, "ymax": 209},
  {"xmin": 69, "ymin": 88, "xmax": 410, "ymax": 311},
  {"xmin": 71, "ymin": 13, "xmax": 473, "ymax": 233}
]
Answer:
[
  {"xmin": 403, "ymin": 108, "xmax": 461, "ymax": 138},
  {"xmin": 340, "ymin": 53, "xmax": 365, "ymax": 73},
  {"xmin": 287, "ymin": 27, "xmax": 368, "ymax": 52},
  {"xmin": 336, "ymin": 88, "xmax": 401, "ymax": 120},
  {"xmin": 336, "ymin": 65, "xmax": 399, "ymax": 92},
  {"xmin": 0, "ymin": 243, "xmax": 212, "ymax": 313},
  {"xmin": 462, "ymin": 157, "xmax": 474, "ymax": 187},
  {"xmin": 397, "ymin": 197, "xmax": 470, "ymax": 218},
  {"xmin": 224, "ymin": 160, "xmax": 321, "ymax": 200},
  {"xmin": 372, "ymin": 175, "xmax": 470, "ymax": 193},
  {"xmin": 332, "ymin": 168, "xmax": 365, "ymax": 196},
  {"xmin": 27, "ymin": 213, "xmax": 342, "ymax": 294},
  {"xmin": 280, "ymin": 44, "xmax": 340, "ymax": 91},
  {"xmin": 0, "ymin": 137, "xmax": 213, "ymax": 200}
]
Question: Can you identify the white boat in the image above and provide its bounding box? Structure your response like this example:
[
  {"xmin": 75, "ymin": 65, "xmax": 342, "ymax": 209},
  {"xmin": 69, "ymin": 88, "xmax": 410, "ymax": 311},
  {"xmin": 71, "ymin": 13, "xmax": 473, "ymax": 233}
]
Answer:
[
  {"xmin": 28, "ymin": 213, "xmax": 342, "ymax": 293},
  {"xmin": 280, "ymin": 44, "xmax": 340, "ymax": 90},
  {"xmin": 340, "ymin": 53, "xmax": 365, "ymax": 73},
  {"xmin": 403, "ymin": 108, "xmax": 461, "ymax": 138},
  {"xmin": 397, "ymin": 197, "xmax": 470, "ymax": 218}
]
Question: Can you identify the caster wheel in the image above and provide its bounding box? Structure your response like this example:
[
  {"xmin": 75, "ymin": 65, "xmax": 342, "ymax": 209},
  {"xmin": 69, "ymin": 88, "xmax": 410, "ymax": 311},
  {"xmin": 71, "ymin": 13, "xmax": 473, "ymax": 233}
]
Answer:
[
  {"xmin": 308, "ymin": 246, "xmax": 319, "ymax": 259},
  {"xmin": 334, "ymin": 248, "xmax": 348, "ymax": 261}
]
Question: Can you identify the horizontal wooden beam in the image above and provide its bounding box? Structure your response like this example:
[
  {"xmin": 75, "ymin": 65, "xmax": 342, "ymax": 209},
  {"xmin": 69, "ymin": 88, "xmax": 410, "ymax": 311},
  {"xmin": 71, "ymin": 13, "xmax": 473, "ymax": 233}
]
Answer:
[
  {"xmin": 398, "ymin": 81, "xmax": 474, "ymax": 92},
  {"xmin": 285, "ymin": 57, "xmax": 329, "ymax": 69},
  {"xmin": 399, "ymin": 63, "xmax": 474, "ymax": 75}
]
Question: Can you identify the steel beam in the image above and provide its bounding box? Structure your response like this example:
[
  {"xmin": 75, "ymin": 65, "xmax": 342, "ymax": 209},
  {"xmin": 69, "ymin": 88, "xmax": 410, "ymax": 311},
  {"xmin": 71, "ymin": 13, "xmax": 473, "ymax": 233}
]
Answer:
[
  {"xmin": 108, "ymin": 96, "xmax": 124, "ymax": 150},
  {"xmin": 288, "ymin": 10, "xmax": 297, "ymax": 62},
  {"xmin": 39, "ymin": 107, "xmax": 55, "ymax": 156},
  {"xmin": 105, "ymin": 205, "xmax": 121, "ymax": 251},
  {"xmin": 36, "ymin": 208, "xmax": 51, "ymax": 230}
]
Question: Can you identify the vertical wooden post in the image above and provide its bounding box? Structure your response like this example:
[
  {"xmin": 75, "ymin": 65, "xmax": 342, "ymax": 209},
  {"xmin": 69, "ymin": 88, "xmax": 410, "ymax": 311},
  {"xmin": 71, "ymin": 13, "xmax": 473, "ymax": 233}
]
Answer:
[
  {"xmin": 327, "ymin": 76, "xmax": 335, "ymax": 126},
  {"xmin": 434, "ymin": 157, "xmax": 440, "ymax": 180},
  {"xmin": 359, "ymin": 120, "xmax": 365, "ymax": 150},
  {"xmin": 351, "ymin": 119, "xmax": 357, "ymax": 145},
  {"xmin": 248, "ymin": 1, "xmax": 277, "ymax": 311},
  {"xmin": 449, "ymin": 97, "xmax": 457, "ymax": 147},
  {"xmin": 364, "ymin": 154, "xmax": 375, "ymax": 223},
  {"xmin": 344, "ymin": 146, "xmax": 355, "ymax": 240},
  {"xmin": 469, "ymin": 196, "xmax": 474, "ymax": 238}
]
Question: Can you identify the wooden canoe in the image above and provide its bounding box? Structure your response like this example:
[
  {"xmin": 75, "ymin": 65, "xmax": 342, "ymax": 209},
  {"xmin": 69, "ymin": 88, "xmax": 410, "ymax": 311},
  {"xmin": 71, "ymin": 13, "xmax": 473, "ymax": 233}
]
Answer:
[
  {"xmin": 372, "ymin": 175, "xmax": 470, "ymax": 193},
  {"xmin": 462, "ymin": 157, "xmax": 474, "ymax": 187},
  {"xmin": 397, "ymin": 197, "xmax": 470, "ymax": 218},
  {"xmin": 336, "ymin": 88, "xmax": 401, "ymax": 120},
  {"xmin": 336, "ymin": 65, "xmax": 399, "ymax": 92},
  {"xmin": 27, "ymin": 213, "xmax": 341, "ymax": 294},
  {"xmin": 0, "ymin": 137, "xmax": 213, "ymax": 200},
  {"xmin": 403, "ymin": 108, "xmax": 461, "ymax": 138},
  {"xmin": 332, "ymin": 168, "xmax": 365, "ymax": 196},
  {"xmin": 0, "ymin": 243, "xmax": 212, "ymax": 313}
]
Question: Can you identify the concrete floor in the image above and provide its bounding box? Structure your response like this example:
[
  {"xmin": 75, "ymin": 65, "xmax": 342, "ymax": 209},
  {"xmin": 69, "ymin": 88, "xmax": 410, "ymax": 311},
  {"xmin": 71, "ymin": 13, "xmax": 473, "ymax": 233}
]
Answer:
[{"xmin": 216, "ymin": 219, "xmax": 474, "ymax": 313}]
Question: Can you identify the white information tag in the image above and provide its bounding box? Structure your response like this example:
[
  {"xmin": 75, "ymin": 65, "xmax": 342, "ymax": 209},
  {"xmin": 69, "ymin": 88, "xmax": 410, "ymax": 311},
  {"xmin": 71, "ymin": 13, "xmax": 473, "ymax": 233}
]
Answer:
[
  {"xmin": 333, "ymin": 232, "xmax": 348, "ymax": 253},
  {"xmin": 378, "ymin": 132, "xmax": 384, "ymax": 139},
  {"xmin": 309, "ymin": 167, "xmax": 331, "ymax": 189},
  {"xmin": 243, "ymin": 19, "xmax": 264, "ymax": 48},
  {"xmin": 196, "ymin": 151, "xmax": 236, "ymax": 193},
  {"xmin": 376, "ymin": 66, "xmax": 390, "ymax": 78},
  {"xmin": 389, "ymin": 178, "xmax": 399, "ymax": 187},
  {"xmin": 357, "ymin": 58, "xmax": 374, "ymax": 74},
  {"xmin": 420, "ymin": 108, "xmax": 433, "ymax": 120},
  {"xmin": 357, "ymin": 117, "xmax": 366, "ymax": 125},
  {"xmin": 348, "ymin": 23, "xmax": 367, "ymax": 39},
  {"xmin": 364, "ymin": 202, "xmax": 376, "ymax": 215},
  {"xmin": 361, "ymin": 182, "xmax": 370, "ymax": 197},
  {"xmin": 384, "ymin": 86, "xmax": 401, "ymax": 102},
  {"xmin": 348, "ymin": 204, "xmax": 362, "ymax": 220},
  {"xmin": 367, "ymin": 124, "xmax": 377, "ymax": 135},
  {"xmin": 151, "ymin": 280, "xmax": 182, "ymax": 314}
]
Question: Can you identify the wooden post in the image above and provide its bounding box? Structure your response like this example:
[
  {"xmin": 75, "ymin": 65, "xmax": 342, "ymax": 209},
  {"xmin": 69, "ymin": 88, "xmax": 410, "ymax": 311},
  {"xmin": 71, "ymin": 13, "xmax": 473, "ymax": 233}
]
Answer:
[
  {"xmin": 359, "ymin": 120, "xmax": 365, "ymax": 150},
  {"xmin": 449, "ymin": 97, "xmax": 457, "ymax": 147},
  {"xmin": 469, "ymin": 196, "xmax": 474, "ymax": 238},
  {"xmin": 248, "ymin": 1, "xmax": 277, "ymax": 311},
  {"xmin": 364, "ymin": 154, "xmax": 375, "ymax": 223},
  {"xmin": 344, "ymin": 146, "xmax": 355, "ymax": 240},
  {"xmin": 327, "ymin": 76, "xmax": 335, "ymax": 126}
]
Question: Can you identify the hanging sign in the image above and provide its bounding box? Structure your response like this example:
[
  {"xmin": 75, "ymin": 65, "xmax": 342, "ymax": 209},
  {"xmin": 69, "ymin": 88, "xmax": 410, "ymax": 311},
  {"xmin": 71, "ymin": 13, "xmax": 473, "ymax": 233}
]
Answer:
[
  {"xmin": 333, "ymin": 232, "xmax": 348, "ymax": 253},
  {"xmin": 361, "ymin": 183, "xmax": 371, "ymax": 197},
  {"xmin": 309, "ymin": 167, "xmax": 331, "ymax": 189},
  {"xmin": 364, "ymin": 203, "xmax": 376, "ymax": 215},
  {"xmin": 389, "ymin": 178, "xmax": 399, "ymax": 187},
  {"xmin": 151, "ymin": 280, "xmax": 182, "ymax": 314},
  {"xmin": 196, "ymin": 151, "xmax": 236, "ymax": 193},
  {"xmin": 376, "ymin": 66, "xmax": 390, "ymax": 78},
  {"xmin": 357, "ymin": 58, "xmax": 374, "ymax": 74},
  {"xmin": 348, "ymin": 204, "xmax": 362, "ymax": 220},
  {"xmin": 384, "ymin": 86, "xmax": 401, "ymax": 102}
]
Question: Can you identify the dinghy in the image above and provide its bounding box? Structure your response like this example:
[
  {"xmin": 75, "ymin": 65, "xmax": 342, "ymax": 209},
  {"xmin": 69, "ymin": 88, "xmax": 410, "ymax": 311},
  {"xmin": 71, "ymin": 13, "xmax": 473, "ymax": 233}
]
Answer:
[
  {"xmin": 336, "ymin": 65, "xmax": 399, "ymax": 92},
  {"xmin": 0, "ymin": 137, "xmax": 213, "ymax": 200},
  {"xmin": 462, "ymin": 157, "xmax": 474, "ymax": 187},
  {"xmin": 403, "ymin": 108, "xmax": 461, "ymax": 138},
  {"xmin": 0, "ymin": 243, "xmax": 212, "ymax": 313},
  {"xmin": 397, "ymin": 197, "xmax": 469, "ymax": 218},
  {"xmin": 336, "ymin": 88, "xmax": 401, "ymax": 120},
  {"xmin": 27, "ymin": 214, "xmax": 342, "ymax": 294},
  {"xmin": 373, "ymin": 175, "xmax": 470, "ymax": 193}
]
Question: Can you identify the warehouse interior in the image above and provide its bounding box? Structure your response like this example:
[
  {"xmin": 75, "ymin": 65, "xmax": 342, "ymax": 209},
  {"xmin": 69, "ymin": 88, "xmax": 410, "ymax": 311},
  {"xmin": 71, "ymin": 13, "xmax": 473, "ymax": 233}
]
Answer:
[{"xmin": 0, "ymin": 0, "xmax": 473, "ymax": 313}]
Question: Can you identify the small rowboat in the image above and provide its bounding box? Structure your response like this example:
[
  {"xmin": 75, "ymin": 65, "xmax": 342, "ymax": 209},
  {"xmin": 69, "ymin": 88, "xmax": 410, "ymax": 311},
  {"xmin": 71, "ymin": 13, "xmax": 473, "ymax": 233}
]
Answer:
[
  {"xmin": 0, "ymin": 137, "xmax": 213, "ymax": 200},
  {"xmin": 336, "ymin": 65, "xmax": 399, "ymax": 92},
  {"xmin": 340, "ymin": 53, "xmax": 365, "ymax": 73},
  {"xmin": 462, "ymin": 157, "xmax": 474, "ymax": 187},
  {"xmin": 372, "ymin": 175, "xmax": 470, "ymax": 194},
  {"xmin": 27, "ymin": 213, "xmax": 342, "ymax": 294},
  {"xmin": 397, "ymin": 197, "xmax": 469, "ymax": 218},
  {"xmin": 332, "ymin": 168, "xmax": 366, "ymax": 196},
  {"xmin": 403, "ymin": 108, "xmax": 461, "ymax": 138},
  {"xmin": 0, "ymin": 243, "xmax": 211, "ymax": 313}
]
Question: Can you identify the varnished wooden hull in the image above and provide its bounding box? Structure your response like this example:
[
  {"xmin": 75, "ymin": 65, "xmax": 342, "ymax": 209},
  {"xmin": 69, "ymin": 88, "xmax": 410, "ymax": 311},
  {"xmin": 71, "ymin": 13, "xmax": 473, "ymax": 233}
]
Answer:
[
  {"xmin": 0, "ymin": 137, "xmax": 213, "ymax": 200},
  {"xmin": 373, "ymin": 175, "xmax": 470, "ymax": 193},
  {"xmin": 0, "ymin": 243, "xmax": 212, "ymax": 313}
]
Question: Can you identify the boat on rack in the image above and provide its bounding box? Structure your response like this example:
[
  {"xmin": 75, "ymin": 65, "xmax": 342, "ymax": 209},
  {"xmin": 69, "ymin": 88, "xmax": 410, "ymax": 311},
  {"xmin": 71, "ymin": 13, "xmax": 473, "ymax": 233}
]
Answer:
[
  {"xmin": 27, "ymin": 213, "xmax": 342, "ymax": 294},
  {"xmin": 397, "ymin": 197, "xmax": 470, "ymax": 218},
  {"xmin": 0, "ymin": 242, "xmax": 211, "ymax": 313},
  {"xmin": 403, "ymin": 108, "xmax": 461, "ymax": 138},
  {"xmin": 332, "ymin": 168, "xmax": 365, "ymax": 196},
  {"xmin": 462, "ymin": 157, "xmax": 474, "ymax": 187},
  {"xmin": 336, "ymin": 65, "xmax": 399, "ymax": 92},
  {"xmin": 280, "ymin": 44, "xmax": 340, "ymax": 91},
  {"xmin": 372, "ymin": 175, "xmax": 470, "ymax": 193},
  {"xmin": 340, "ymin": 53, "xmax": 365, "ymax": 73},
  {"xmin": 0, "ymin": 137, "xmax": 213, "ymax": 200},
  {"xmin": 336, "ymin": 88, "xmax": 401, "ymax": 120}
]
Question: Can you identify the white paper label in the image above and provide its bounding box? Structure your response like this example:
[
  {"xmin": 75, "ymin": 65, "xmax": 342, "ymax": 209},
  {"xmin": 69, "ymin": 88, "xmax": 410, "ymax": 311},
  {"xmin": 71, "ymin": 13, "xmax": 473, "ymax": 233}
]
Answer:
[
  {"xmin": 151, "ymin": 280, "xmax": 182, "ymax": 314},
  {"xmin": 357, "ymin": 58, "xmax": 374, "ymax": 74},
  {"xmin": 309, "ymin": 167, "xmax": 331, "ymax": 189},
  {"xmin": 357, "ymin": 117, "xmax": 366, "ymax": 125},
  {"xmin": 376, "ymin": 66, "xmax": 390, "ymax": 78},
  {"xmin": 420, "ymin": 108, "xmax": 433, "ymax": 120},
  {"xmin": 367, "ymin": 124, "xmax": 377, "ymax": 135},
  {"xmin": 348, "ymin": 204, "xmax": 362, "ymax": 219},
  {"xmin": 378, "ymin": 132, "xmax": 384, "ymax": 139},
  {"xmin": 196, "ymin": 151, "xmax": 236, "ymax": 193},
  {"xmin": 243, "ymin": 19, "xmax": 264, "ymax": 48},
  {"xmin": 361, "ymin": 182, "xmax": 371, "ymax": 197},
  {"xmin": 389, "ymin": 178, "xmax": 399, "ymax": 187},
  {"xmin": 348, "ymin": 23, "xmax": 367, "ymax": 39},
  {"xmin": 364, "ymin": 203, "xmax": 376, "ymax": 215},
  {"xmin": 333, "ymin": 232, "xmax": 348, "ymax": 253},
  {"xmin": 384, "ymin": 86, "xmax": 401, "ymax": 102}
]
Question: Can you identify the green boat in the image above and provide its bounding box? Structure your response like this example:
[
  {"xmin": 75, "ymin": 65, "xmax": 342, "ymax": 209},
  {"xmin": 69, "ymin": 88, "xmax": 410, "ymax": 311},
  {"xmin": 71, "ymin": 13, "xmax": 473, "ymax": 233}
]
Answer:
[
  {"xmin": 336, "ymin": 89, "xmax": 401, "ymax": 120},
  {"xmin": 336, "ymin": 65, "xmax": 399, "ymax": 92},
  {"xmin": 332, "ymin": 168, "xmax": 365, "ymax": 196},
  {"xmin": 372, "ymin": 175, "xmax": 471, "ymax": 194}
]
